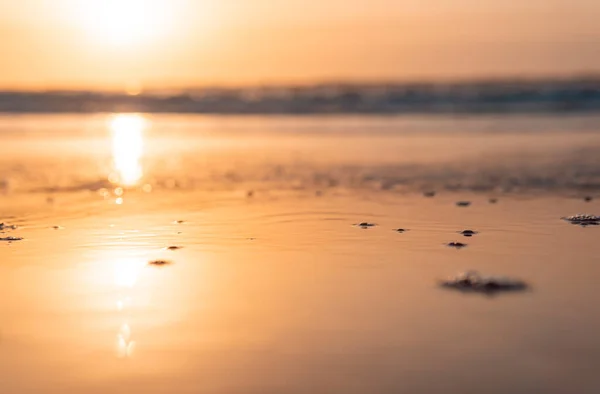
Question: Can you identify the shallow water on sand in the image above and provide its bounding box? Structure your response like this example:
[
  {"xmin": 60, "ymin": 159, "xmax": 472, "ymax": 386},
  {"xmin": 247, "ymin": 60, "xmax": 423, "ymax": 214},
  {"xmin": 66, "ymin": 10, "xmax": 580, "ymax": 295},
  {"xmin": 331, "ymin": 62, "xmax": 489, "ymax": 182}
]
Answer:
[
  {"xmin": 1, "ymin": 114, "xmax": 600, "ymax": 394},
  {"xmin": 1, "ymin": 113, "xmax": 600, "ymax": 196}
]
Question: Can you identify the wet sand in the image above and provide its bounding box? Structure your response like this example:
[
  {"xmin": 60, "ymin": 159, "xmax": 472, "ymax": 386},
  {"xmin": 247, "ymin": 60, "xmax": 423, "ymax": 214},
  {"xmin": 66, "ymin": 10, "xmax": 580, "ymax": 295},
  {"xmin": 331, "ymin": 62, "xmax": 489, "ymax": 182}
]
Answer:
[{"xmin": 1, "ymin": 114, "xmax": 600, "ymax": 393}]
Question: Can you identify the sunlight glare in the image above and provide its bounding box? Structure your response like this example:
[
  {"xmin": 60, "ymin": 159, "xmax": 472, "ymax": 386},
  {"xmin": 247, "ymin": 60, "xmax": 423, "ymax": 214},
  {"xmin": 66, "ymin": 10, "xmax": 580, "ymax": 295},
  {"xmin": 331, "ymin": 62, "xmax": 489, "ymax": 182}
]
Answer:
[
  {"xmin": 110, "ymin": 114, "xmax": 145, "ymax": 187},
  {"xmin": 113, "ymin": 257, "xmax": 145, "ymax": 288},
  {"xmin": 79, "ymin": 0, "xmax": 171, "ymax": 46},
  {"xmin": 117, "ymin": 323, "xmax": 136, "ymax": 358}
]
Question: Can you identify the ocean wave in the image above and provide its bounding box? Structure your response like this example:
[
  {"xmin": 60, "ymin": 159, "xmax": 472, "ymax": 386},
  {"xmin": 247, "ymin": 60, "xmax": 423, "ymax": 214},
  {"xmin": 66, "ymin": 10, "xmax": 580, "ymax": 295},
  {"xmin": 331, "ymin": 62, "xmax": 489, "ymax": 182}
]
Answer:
[{"xmin": 1, "ymin": 78, "xmax": 600, "ymax": 114}]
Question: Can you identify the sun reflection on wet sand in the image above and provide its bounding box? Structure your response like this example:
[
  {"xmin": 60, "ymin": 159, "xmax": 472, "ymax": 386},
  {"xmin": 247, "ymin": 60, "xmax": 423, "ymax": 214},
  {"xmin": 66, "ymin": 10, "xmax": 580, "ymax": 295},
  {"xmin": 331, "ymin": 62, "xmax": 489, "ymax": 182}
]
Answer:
[
  {"xmin": 117, "ymin": 322, "xmax": 136, "ymax": 358},
  {"xmin": 113, "ymin": 257, "xmax": 145, "ymax": 358},
  {"xmin": 110, "ymin": 114, "xmax": 146, "ymax": 187},
  {"xmin": 114, "ymin": 257, "xmax": 145, "ymax": 288}
]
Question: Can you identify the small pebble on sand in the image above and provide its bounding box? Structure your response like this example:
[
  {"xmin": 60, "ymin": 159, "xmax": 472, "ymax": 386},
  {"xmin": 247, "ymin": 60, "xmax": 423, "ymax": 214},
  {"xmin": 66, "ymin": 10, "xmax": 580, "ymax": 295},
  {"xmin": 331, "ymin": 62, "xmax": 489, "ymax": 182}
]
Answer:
[
  {"xmin": 459, "ymin": 230, "xmax": 478, "ymax": 237},
  {"xmin": 148, "ymin": 260, "xmax": 173, "ymax": 266},
  {"xmin": 562, "ymin": 214, "xmax": 600, "ymax": 226},
  {"xmin": 447, "ymin": 242, "xmax": 467, "ymax": 249},
  {"xmin": 0, "ymin": 236, "xmax": 23, "ymax": 242},
  {"xmin": 356, "ymin": 222, "xmax": 377, "ymax": 229},
  {"xmin": 456, "ymin": 201, "xmax": 471, "ymax": 207}
]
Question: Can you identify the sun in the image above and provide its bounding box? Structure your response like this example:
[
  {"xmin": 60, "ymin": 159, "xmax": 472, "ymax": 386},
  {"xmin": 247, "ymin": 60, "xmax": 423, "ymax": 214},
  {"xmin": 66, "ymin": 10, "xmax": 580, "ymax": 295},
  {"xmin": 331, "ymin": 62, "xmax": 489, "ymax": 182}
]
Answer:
[{"xmin": 79, "ymin": 0, "xmax": 171, "ymax": 46}]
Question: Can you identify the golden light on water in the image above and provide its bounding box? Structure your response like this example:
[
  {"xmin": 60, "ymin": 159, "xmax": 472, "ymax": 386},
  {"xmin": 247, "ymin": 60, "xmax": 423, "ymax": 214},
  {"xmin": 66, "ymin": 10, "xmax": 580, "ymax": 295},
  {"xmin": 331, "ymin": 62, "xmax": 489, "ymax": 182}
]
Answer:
[
  {"xmin": 113, "ymin": 257, "xmax": 145, "ymax": 289},
  {"xmin": 110, "ymin": 114, "xmax": 145, "ymax": 187},
  {"xmin": 113, "ymin": 256, "xmax": 144, "ymax": 358},
  {"xmin": 117, "ymin": 322, "xmax": 136, "ymax": 358}
]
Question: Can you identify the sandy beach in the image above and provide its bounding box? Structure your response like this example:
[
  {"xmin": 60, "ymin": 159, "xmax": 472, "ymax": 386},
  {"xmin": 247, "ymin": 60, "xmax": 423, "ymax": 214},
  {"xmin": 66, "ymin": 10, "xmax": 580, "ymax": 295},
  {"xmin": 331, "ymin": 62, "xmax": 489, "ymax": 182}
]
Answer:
[
  {"xmin": 0, "ymin": 114, "xmax": 599, "ymax": 393},
  {"xmin": 2, "ymin": 0, "xmax": 600, "ymax": 391}
]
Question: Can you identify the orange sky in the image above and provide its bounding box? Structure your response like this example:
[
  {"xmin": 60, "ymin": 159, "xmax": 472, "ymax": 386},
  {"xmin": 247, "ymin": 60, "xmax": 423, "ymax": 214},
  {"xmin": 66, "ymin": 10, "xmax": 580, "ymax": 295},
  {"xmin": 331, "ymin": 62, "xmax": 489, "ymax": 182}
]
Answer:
[{"xmin": 0, "ymin": 0, "xmax": 599, "ymax": 90}]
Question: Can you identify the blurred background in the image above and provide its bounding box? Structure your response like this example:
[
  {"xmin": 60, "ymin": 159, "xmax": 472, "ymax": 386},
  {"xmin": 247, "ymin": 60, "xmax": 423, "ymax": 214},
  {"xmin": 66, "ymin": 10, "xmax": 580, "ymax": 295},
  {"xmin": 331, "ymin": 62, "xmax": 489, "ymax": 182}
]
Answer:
[
  {"xmin": 0, "ymin": 0, "xmax": 599, "ymax": 196},
  {"xmin": 1, "ymin": 1, "xmax": 598, "ymax": 93},
  {"xmin": 1, "ymin": 3, "xmax": 600, "ymax": 394}
]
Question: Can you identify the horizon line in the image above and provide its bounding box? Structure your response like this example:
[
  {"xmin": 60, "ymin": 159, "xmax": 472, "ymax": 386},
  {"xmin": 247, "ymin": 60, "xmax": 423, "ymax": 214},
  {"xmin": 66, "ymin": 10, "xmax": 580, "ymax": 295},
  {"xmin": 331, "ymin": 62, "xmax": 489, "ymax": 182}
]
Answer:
[{"xmin": 1, "ymin": 73, "xmax": 599, "ymax": 94}]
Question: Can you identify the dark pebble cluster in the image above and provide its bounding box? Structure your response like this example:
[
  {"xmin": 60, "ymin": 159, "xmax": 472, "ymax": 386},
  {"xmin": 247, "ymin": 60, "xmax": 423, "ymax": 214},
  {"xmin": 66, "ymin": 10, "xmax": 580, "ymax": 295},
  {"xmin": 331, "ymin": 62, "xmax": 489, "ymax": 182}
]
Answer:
[{"xmin": 441, "ymin": 271, "xmax": 528, "ymax": 294}]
